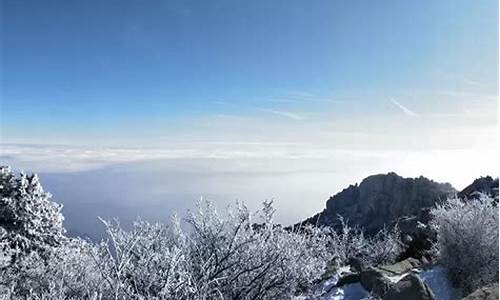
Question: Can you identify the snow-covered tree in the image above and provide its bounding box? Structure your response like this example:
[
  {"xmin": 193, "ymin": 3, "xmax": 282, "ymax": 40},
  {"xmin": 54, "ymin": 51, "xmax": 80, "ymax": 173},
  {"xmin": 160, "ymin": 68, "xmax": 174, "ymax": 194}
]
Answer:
[{"xmin": 0, "ymin": 166, "xmax": 65, "ymax": 263}]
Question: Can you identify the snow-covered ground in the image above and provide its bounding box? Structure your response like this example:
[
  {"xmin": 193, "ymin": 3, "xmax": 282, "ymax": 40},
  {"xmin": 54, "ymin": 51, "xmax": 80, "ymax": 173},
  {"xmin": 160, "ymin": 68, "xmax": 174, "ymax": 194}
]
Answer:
[
  {"xmin": 299, "ymin": 266, "xmax": 371, "ymax": 300},
  {"xmin": 319, "ymin": 283, "xmax": 371, "ymax": 300},
  {"xmin": 420, "ymin": 266, "xmax": 462, "ymax": 300},
  {"xmin": 386, "ymin": 272, "xmax": 409, "ymax": 283},
  {"xmin": 299, "ymin": 264, "xmax": 458, "ymax": 300}
]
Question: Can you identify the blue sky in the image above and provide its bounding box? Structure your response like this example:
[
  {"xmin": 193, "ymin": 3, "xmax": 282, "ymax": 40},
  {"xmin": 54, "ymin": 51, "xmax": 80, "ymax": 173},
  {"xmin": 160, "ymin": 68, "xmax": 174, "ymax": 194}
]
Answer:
[
  {"xmin": 1, "ymin": 0, "xmax": 498, "ymax": 229},
  {"xmin": 1, "ymin": 0, "xmax": 498, "ymax": 187},
  {"xmin": 2, "ymin": 0, "xmax": 497, "ymax": 144}
]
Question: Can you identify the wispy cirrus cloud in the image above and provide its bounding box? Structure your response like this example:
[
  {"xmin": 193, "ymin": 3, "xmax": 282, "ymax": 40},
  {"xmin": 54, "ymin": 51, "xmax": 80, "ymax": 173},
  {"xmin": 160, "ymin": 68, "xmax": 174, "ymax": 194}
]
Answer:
[
  {"xmin": 390, "ymin": 98, "xmax": 418, "ymax": 117},
  {"xmin": 435, "ymin": 90, "xmax": 498, "ymax": 101},
  {"xmin": 212, "ymin": 100, "xmax": 228, "ymax": 105},
  {"xmin": 461, "ymin": 78, "xmax": 486, "ymax": 88},
  {"xmin": 267, "ymin": 94, "xmax": 348, "ymax": 104},
  {"xmin": 257, "ymin": 108, "xmax": 306, "ymax": 121}
]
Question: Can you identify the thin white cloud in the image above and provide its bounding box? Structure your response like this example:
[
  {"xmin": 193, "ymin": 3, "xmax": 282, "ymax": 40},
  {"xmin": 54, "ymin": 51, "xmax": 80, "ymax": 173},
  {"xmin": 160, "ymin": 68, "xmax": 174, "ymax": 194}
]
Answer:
[
  {"xmin": 268, "ymin": 95, "xmax": 347, "ymax": 104},
  {"xmin": 1, "ymin": 143, "xmax": 390, "ymax": 173},
  {"xmin": 3, "ymin": 143, "xmax": 497, "ymax": 191},
  {"xmin": 436, "ymin": 90, "xmax": 498, "ymax": 101},
  {"xmin": 461, "ymin": 78, "xmax": 486, "ymax": 88},
  {"xmin": 390, "ymin": 98, "xmax": 418, "ymax": 117},
  {"xmin": 258, "ymin": 108, "xmax": 305, "ymax": 120}
]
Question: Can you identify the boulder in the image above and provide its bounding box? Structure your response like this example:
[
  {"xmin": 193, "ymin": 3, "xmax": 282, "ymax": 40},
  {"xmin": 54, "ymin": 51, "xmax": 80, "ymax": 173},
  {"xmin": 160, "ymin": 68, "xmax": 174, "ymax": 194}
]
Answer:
[
  {"xmin": 462, "ymin": 283, "xmax": 499, "ymax": 300},
  {"xmin": 360, "ymin": 267, "xmax": 392, "ymax": 296},
  {"xmin": 378, "ymin": 257, "xmax": 421, "ymax": 276},
  {"xmin": 397, "ymin": 218, "xmax": 438, "ymax": 261},
  {"xmin": 335, "ymin": 272, "xmax": 360, "ymax": 287},
  {"xmin": 383, "ymin": 274, "xmax": 436, "ymax": 300}
]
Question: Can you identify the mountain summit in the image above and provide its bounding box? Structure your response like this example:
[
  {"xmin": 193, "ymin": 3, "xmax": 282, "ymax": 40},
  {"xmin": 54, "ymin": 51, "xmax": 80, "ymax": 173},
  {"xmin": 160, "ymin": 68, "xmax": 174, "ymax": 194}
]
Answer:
[
  {"xmin": 300, "ymin": 172, "xmax": 456, "ymax": 234},
  {"xmin": 458, "ymin": 176, "xmax": 499, "ymax": 200}
]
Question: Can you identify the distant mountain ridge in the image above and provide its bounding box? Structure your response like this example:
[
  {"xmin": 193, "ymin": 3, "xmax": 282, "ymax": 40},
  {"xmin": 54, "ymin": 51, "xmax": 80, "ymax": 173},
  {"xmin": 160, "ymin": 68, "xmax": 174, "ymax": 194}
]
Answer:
[{"xmin": 299, "ymin": 172, "xmax": 498, "ymax": 234}]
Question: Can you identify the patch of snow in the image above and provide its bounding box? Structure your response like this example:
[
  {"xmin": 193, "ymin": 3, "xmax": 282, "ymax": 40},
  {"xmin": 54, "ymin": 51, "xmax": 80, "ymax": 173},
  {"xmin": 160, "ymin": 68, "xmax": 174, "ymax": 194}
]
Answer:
[
  {"xmin": 420, "ymin": 265, "xmax": 462, "ymax": 300},
  {"xmin": 337, "ymin": 265, "xmax": 352, "ymax": 274},
  {"xmin": 311, "ymin": 265, "xmax": 352, "ymax": 296},
  {"xmin": 321, "ymin": 283, "xmax": 371, "ymax": 300},
  {"xmin": 386, "ymin": 272, "xmax": 409, "ymax": 283},
  {"xmin": 304, "ymin": 264, "xmax": 462, "ymax": 300},
  {"xmin": 305, "ymin": 265, "xmax": 371, "ymax": 300},
  {"xmin": 316, "ymin": 276, "xmax": 341, "ymax": 296}
]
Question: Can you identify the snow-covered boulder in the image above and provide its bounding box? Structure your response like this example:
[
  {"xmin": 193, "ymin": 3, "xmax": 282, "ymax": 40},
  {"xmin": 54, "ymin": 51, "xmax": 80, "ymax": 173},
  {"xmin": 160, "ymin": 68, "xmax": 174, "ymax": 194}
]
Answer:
[
  {"xmin": 378, "ymin": 257, "xmax": 421, "ymax": 276},
  {"xmin": 383, "ymin": 273, "xmax": 436, "ymax": 300}
]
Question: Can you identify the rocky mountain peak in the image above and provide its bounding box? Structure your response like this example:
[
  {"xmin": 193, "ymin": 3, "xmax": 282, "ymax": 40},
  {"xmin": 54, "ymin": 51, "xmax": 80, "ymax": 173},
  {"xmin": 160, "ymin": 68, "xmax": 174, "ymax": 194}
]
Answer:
[
  {"xmin": 300, "ymin": 173, "xmax": 456, "ymax": 234},
  {"xmin": 458, "ymin": 176, "xmax": 499, "ymax": 200}
]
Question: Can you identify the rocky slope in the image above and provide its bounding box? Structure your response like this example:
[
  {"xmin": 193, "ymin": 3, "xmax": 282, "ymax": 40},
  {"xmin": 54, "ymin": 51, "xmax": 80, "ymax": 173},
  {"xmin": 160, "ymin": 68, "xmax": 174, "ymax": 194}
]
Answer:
[
  {"xmin": 298, "ymin": 173, "xmax": 499, "ymax": 299},
  {"xmin": 300, "ymin": 172, "xmax": 456, "ymax": 234},
  {"xmin": 458, "ymin": 176, "xmax": 499, "ymax": 200}
]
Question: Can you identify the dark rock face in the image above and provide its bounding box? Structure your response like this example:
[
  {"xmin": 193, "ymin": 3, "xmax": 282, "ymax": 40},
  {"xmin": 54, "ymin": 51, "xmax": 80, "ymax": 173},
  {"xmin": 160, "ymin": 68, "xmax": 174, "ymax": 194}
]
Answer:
[
  {"xmin": 360, "ymin": 267, "xmax": 392, "ymax": 296},
  {"xmin": 462, "ymin": 283, "xmax": 499, "ymax": 300},
  {"xmin": 335, "ymin": 272, "xmax": 360, "ymax": 287},
  {"xmin": 397, "ymin": 216, "xmax": 438, "ymax": 261},
  {"xmin": 348, "ymin": 257, "xmax": 366, "ymax": 273},
  {"xmin": 458, "ymin": 176, "xmax": 499, "ymax": 200},
  {"xmin": 303, "ymin": 173, "xmax": 456, "ymax": 235},
  {"xmin": 377, "ymin": 258, "xmax": 420, "ymax": 276},
  {"xmin": 383, "ymin": 274, "xmax": 436, "ymax": 300}
]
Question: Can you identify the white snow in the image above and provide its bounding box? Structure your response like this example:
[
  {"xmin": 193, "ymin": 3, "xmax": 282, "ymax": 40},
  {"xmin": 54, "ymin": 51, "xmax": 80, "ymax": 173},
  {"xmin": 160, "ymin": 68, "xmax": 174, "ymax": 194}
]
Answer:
[
  {"xmin": 321, "ymin": 283, "xmax": 371, "ymax": 300},
  {"xmin": 304, "ymin": 265, "xmax": 371, "ymax": 300},
  {"xmin": 385, "ymin": 265, "xmax": 462, "ymax": 300},
  {"xmin": 420, "ymin": 265, "xmax": 462, "ymax": 300},
  {"xmin": 338, "ymin": 266, "xmax": 352, "ymax": 274},
  {"xmin": 386, "ymin": 272, "xmax": 409, "ymax": 283},
  {"xmin": 303, "ymin": 264, "xmax": 462, "ymax": 300}
]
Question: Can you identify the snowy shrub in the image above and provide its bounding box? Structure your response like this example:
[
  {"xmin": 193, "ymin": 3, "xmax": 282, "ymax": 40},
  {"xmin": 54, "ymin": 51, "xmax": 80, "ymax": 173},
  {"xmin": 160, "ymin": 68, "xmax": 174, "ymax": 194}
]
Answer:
[
  {"xmin": 93, "ymin": 217, "xmax": 191, "ymax": 299},
  {"xmin": 0, "ymin": 238, "xmax": 103, "ymax": 299},
  {"xmin": 327, "ymin": 217, "xmax": 403, "ymax": 267},
  {"xmin": 183, "ymin": 200, "xmax": 330, "ymax": 299},
  {"xmin": 0, "ymin": 166, "xmax": 406, "ymax": 299},
  {"xmin": 92, "ymin": 200, "xmax": 331, "ymax": 299},
  {"xmin": 365, "ymin": 226, "xmax": 403, "ymax": 266},
  {"xmin": 431, "ymin": 196, "xmax": 499, "ymax": 293}
]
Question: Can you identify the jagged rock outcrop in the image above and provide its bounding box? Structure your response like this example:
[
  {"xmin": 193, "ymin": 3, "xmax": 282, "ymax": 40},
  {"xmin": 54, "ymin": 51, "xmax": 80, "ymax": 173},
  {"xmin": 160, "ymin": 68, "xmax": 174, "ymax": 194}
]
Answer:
[
  {"xmin": 360, "ymin": 267, "xmax": 392, "ymax": 295},
  {"xmin": 396, "ymin": 215, "xmax": 437, "ymax": 261},
  {"xmin": 383, "ymin": 274, "xmax": 436, "ymax": 300},
  {"xmin": 334, "ymin": 272, "xmax": 360, "ymax": 287},
  {"xmin": 458, "ymin": 176, "xmax": 499, "ymax": 200},
  {"xmin": 377, "ymin": 257, "xmax": 421, "ymax": 276},
  {"xmin": 300, "ymin": 172, "xmax": 456, "ymax": 235}
]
